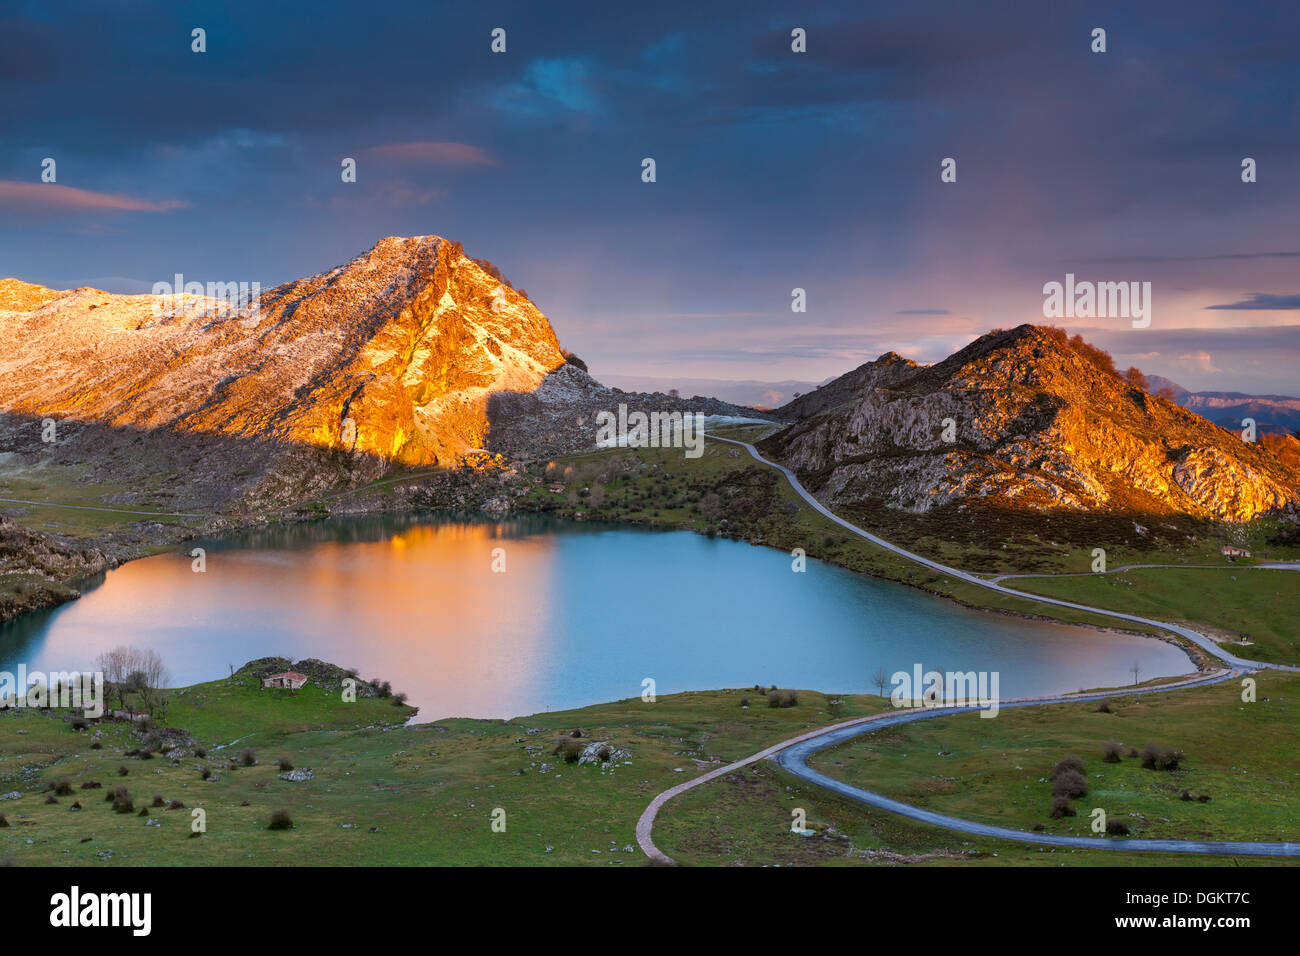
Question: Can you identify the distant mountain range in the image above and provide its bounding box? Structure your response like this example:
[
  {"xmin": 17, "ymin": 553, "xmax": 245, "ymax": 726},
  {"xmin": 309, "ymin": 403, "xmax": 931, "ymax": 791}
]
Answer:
[
  {"xmin": 599, "ymin": 375, "xmax": 822, "ymax": 410},
  {"xmin": 1145, "ymin": 375, "xmax": 1300, "ymax": 437}
]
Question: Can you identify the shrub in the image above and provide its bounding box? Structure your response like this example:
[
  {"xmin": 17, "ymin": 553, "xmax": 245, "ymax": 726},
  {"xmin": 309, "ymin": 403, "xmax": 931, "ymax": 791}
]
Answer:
[
  {"xmin": 277, "ymin": 757, "xmax": 294, "ymax": 772},
  {"xmin": 0, "ymin": 814, "xmax": 7, "ymax": 828},
  {"xmin": 53, "ymin": 779, "xmax": 74, "ymax": 796},
  {"xmin": 1180, "ymin": 789, "xmax": 1192, "ymax": 801},
  {"xmin": 1051, "ymin": 756, "xmax": 1085, "ymax": 779},
  {"xmin": 194, "ymin": 748, "xmax": 207, "ymax": 759},
  {"xmin": 112, "ymin": 792, "xmax": 134, "ymax": 814},
  {"xmin": 167, "ymin": 800, "xmax": 185, "ymax": 810},
  {"xmin": 1140, "ymin": 743, "xmax": 1184, "ymax": 771},
  {"xmin": 739, "ymin": 697, "xmax": 750, "ymax": 707},
  {"xmin": 69, "ymin": 717, "xmax": 89, "ymax": 730},
  {"xmin": 90, "ymin": 742, "xmax": 102, "ymax": 750},
  {"xmin": 152, "ymin": 794, "xmax": 166, "ymax": 807},
  {"xmin": 1052, "ymin": 770, "xmax": 1088, "ymax": 799},
  {"xmin": 767, "ymin": 688, "xmax": 799, "ymax": 708},
  {"xmin": 1102, "ymin": 740, "xmax": 1123, "ymax": 763},
  {"xmin": 137, "ymin": 807, "xmax": 149, "ymax": 817},
  {"xmin": 553, "ymin": 738, "xmax": 584, "ymax": 763},
  {"xmin": 117, "ymin": 765, "xmax": 129, "ymax": 776},
  {"xmin": 240, "ymin": 748, "xmax": 256, "ymax": 767},
  {"xmin": 1094, "ymin": 700, "xmax": 1112, "ymax": 714},
  {"xmin": 1106, "ymin": 819, "xmax": 1130, "ymax": 836},
  {"xmin": 1197, "ymin": 793, "xmax": 1212, "ymax": 803},
  {"xmin": 392, "ymin": 693, "xmax": 408, "ymax": 706},
  {"xmin": 81, "ymin": 781, "xmax": 101, "ymax": 790},
  {"xmin": 200, "ymin": 767, "xmax": 214, "ymax": 781},
  {"xmin": 44, "ymin": 794, "xmax": 58, "ymax": 805},
  {"xmin": 267, "ymin": 809, "xmax": 293, "ymax": 830},
  {"xmin": 1049, "ymin": 795, "xmax": 1076, "ymax": 818},
  {"xmin": 70, "ymin": 801, "xmax": 81, "ymax": 810}
]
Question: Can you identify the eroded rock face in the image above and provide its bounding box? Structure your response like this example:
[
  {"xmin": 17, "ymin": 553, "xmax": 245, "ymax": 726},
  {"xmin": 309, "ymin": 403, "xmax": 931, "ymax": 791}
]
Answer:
[
  {"xmin": 0, "ymin": 236, "xmax": 568, "ymax": 508},
  {"xmin": 761, "ymin": 325, "xmax": 1300, "ymax": 521}
]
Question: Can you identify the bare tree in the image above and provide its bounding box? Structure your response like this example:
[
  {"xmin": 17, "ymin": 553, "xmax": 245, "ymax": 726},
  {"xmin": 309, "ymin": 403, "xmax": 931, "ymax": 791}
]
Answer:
[
  {"xmin": 872, "ymin": 667, "xmax": 889, "ymax": 698},
  {"xmin": 1130, "ymin": 659, "xmax": 1141, "ymax": 686},
  {"xmin": 95, "ymin": 645, "xmax": 169, "ymax": 717}
]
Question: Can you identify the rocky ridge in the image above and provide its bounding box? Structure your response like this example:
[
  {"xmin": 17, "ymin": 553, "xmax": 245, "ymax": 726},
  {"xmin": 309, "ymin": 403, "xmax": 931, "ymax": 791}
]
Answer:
[{"xmin": 761, "ymin": 325, "xmax": 1300, "ymax": 522}]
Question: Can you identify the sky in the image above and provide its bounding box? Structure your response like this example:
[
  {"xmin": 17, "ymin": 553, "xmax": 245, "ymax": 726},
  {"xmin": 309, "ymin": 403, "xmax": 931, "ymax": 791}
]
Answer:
[{"xmin": 1, "ymin": 0, "xmax": 1297, "ymax": 394}]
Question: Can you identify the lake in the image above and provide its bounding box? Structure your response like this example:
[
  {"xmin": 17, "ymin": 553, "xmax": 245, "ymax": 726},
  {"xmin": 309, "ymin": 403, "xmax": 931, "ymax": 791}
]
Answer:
[{"xmin": 0, "ymin": 514, "xmax": 1193, "ymax": 720}]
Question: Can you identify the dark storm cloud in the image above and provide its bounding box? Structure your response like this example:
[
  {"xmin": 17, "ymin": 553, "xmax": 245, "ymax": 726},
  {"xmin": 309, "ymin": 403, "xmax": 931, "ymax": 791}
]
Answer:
[
  {"xmin": 1, "ymin": 0, "xmax": 1297, "ymax": 392},
  {"xmin": 1206, "ymin": 294, "xmax": 1300, "ymax": 311}
]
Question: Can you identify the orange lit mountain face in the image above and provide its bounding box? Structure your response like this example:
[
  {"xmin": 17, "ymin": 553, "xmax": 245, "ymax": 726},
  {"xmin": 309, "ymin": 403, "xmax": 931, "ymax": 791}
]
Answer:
[
  {"xmin": 761, "ymin": 325, "xmax": 1300, "ymax": 522},
  {"xmin": 0, "ymin": 237, "xmax": 568, "ymax": 506}
]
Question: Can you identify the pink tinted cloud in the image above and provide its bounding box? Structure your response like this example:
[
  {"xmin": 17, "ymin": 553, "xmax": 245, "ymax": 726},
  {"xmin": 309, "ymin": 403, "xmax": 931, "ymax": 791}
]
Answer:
[
  {"xmin": 364, "ymin": 141, "xmax": 498, "ymax": 166},
  {"xmin": 0, "ymin": 181, "xmax": 188, "ymax": 212}
]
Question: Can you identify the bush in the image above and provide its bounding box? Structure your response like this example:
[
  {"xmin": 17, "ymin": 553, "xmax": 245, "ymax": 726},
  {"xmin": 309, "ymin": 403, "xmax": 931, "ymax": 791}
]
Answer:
[
  {"xmin": 117, "ymin": 765, "xmax": 129, "ymax": 776},
  {"xmin": 1049, "ymin": 795, "xmax": 1076, "ymax": 818},
  {"xmin": 194, "ymin": 748, "xmax": 207, "ymax": 759},
  {"xmin": 267, "ymin": 809, "xmax": 293, "ymax": 830},
  {"xmin": 1052, "ymin": 770, "xmax": 1088, "ymax": 799},
  {"xmin": 392, "ymin": 693, "xmax": 408, "ymax": 706},
  {"xmin": 1051, "ymin": 756, "xmax": 1085, "ymax": 779},
  {"xmin": 90, "ymin": 742, "xmax": 102, "ymax": 750},
  {"xmin": 767, "ymin": 688, "xmax": 799, "ymax": 708},
  {"xmin": 1140, "ymin": 743, "xmax": 1184, "ymax": 771},
  {"xmin": 112, "ymin": 792, "xmax": 134, "ymax": 814},
  {"xmin": 152, "ymin": 794, "xmax": 166, "ymax": 807},
  {"xmin": 240, "ymin": 748, "xmax": 256, "ymax": 767},
  {"xmin": 553, "ymin": 738, "xmax": 584, "ymax": 763},
  {"xmin": 81, "ymin": 781, "xmax": 101, "ymax": 790},
  {"xmin": 277, "ymin": 757, "xmax": 294, "ymax": 772},
  {"xmin": 1102, "ymin": 740, "xmax": 1123, "ymax": 763},
  {"xmin": 44, "ymin": 794, "xmax": 58, "ymax": 805},
  {"xmin": 0, "ymin": 814, "xmax": 7, "ymax": 828},
  {"xmin": 53, "ymin": 779, "xmax": 74, "ymax": 796},
  {"xmin": 69, "ymin": 717, "xmax": 89, "ymax": 730},
  {"xmin": 739, "ymin": 697, "xmax": 749, "ymax": 707},
  {"xmin": 167, "ymin": 800, "xmax": 185, "ymax": 810},
  {"xmin": 1106, "ymin": 819, "xmax": 1130, "ymax": 836},
  {"xmin": 200, "ymin": 767, "xmax": 214, "ymax": 781},
  {"xmin": 1094, "ymin": 700, "xmax": 1112, "ymax": 714}
]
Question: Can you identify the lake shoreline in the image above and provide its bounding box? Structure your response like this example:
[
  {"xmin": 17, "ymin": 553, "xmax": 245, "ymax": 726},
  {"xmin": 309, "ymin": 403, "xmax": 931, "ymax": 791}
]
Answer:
[{"xmin": 1, "ymin": 492, "xmax": 1213, "ymax": 686}]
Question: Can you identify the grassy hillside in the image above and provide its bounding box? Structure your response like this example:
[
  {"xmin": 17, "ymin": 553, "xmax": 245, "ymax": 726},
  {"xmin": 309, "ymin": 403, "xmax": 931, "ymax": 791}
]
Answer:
[
  {"xmin": 3, "ymin": 668, "xmax": 1294, "ymax": 867},
  {"xmin": 805, "ymin": 672, "xmax": 1299, "ymax": 845},
  {"xmin": 1003, "ymin": 568, "xmax": 1300, "ymax": 664}
]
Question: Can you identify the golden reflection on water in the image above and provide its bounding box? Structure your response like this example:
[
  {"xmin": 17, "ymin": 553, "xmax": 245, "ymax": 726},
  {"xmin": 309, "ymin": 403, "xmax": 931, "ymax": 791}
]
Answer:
[{"xmin": 32, "ymin": 521, "xmax": 560, "ymax": 720}]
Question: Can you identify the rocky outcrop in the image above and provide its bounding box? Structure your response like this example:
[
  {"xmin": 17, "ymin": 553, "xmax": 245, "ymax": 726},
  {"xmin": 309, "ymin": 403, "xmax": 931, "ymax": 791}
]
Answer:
[
  {"xmin": 761, "ymin": 325, "xmax": 1300, "ymax": 521},
  {"xmin": 0, "ymin": 237, "xmax": 569, "ymax": 511}
]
